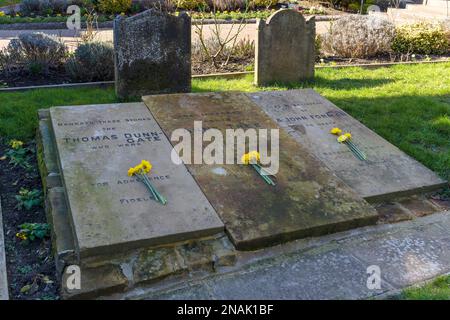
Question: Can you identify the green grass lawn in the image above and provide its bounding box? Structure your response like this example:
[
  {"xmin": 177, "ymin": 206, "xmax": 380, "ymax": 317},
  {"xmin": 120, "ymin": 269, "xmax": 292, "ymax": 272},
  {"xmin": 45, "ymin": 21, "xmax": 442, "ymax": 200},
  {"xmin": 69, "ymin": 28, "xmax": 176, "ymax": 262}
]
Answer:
[
  {"xmin": 1, "ymin": 63, "xmax": 449, "ymax": 181},
  {"xmin": 400, "ymin": 275, "xmax": 450, "ymax": 300}
]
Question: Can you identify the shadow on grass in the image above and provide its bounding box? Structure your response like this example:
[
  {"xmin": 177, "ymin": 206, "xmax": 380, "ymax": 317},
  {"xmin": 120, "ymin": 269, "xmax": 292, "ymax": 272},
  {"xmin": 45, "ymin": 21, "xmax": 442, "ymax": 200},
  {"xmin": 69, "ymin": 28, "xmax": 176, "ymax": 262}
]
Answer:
[{"xmin": 271, "ymin": 76, "xmax": 394, "ymax": 90}]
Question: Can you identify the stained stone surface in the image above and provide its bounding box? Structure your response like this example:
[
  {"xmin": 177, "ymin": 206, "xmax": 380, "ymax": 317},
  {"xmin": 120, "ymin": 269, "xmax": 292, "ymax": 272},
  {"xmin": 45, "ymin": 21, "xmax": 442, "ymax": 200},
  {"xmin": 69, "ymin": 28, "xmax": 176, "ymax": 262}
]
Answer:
[
  {"xmin": 49, "ymin": 103, "xmax": 223, "ymax": 258},
  {"xmin": 143, "ymin": 92, "xmax": 378, "ymax": 250},
  {"xmin": 247, "ymin": 89, "xmax": 447, "ymax": 201},
  {"xmin": 340, "ymin": 220, "xmax": 450, "ymax": 288},
  {"xmin": 114, "ymin": 9, "xmax": 191, "ymax": 99},
  {"xmin": 139, "ymin": 212, "xmax": 450, "ymax": 300},
  {"xmin": 0, "ymin": 200, "xmax": 8, "ymax": 300},
  {"xmin": 255, "ymin": 9, "xmax": 315, "ymax": 86}
]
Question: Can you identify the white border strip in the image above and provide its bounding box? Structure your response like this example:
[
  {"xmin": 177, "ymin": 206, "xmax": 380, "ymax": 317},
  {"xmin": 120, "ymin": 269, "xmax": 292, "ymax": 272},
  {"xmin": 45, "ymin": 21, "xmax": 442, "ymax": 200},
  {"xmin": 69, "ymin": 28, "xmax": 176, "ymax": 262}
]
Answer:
[{"xmin": 0, "ymin": 199, "xmax": 9, "ymax": 300}]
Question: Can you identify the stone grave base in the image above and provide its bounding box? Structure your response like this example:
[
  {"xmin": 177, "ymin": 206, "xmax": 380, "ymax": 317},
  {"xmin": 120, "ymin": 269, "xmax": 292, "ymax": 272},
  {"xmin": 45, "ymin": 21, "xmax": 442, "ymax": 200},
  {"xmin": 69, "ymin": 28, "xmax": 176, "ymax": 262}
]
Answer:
[
  {"xmin": 36, "ymin": 100, "xmax": 448, "ymax": 299},
  {"xmin": 37, "ymin": 109, "xmax": 235, "ymax": 299}
]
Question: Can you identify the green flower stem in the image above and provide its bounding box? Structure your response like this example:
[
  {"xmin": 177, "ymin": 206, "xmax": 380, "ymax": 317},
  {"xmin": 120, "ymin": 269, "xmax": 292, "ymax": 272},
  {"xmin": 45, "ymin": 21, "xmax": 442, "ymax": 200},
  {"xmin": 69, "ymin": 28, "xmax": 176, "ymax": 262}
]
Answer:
[
  {"xmin": 348, "ymin": 141, "xmax": 367, "ymax": 160},
  {"xmin": 251, "ymin": 164, "xmax": 276, "ymax": 186},
  {"xmin": 139, "ymin": 173, "xmax": 167, "ymax": 205},
  {"xmin": 138, "ymin": 174, "xmax": 158, "ymax": 200},
  {"xmin": 143, "ymin": 174, "xmax": 167, "ymax": 205},
  {"xmin": 345, "ymin": 141, "xmax": 367, "ymax": 161},
  {"xmin": 346, "ymin": 143, "xmax": 363, "ymax": 160}
]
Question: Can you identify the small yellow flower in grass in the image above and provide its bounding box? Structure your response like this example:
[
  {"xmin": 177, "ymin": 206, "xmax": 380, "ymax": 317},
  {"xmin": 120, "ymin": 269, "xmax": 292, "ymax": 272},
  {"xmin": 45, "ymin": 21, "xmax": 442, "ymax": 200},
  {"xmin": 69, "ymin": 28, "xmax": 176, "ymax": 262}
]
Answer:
[
  {"xmin": 16, "ymin": 232, "xmax": 27, "ymax": 241},
  {"xmin": 330, "ymin": 127, "xmax": 342, "ymax": 135},
  {"xmin": 241, "ymin": 151, "xmax": 260, "ymax": 165},
  {"xmin": 9, "ymin": 139, "xmax": 24, "ymax": 150}
]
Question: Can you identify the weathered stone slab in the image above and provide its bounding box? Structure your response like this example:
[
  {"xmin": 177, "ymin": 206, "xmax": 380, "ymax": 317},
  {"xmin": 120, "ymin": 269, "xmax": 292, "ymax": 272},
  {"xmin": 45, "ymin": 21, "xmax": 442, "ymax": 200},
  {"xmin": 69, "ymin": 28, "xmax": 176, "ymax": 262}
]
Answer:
[
  {"xmin": 45, "ymin": 187, "xmax": 76, "ymax": 272},
  {"xmin": 114, "ymin": 9, "xmax": 191, "ymax": 99},
  {"xmin": 62, "ymin": 264, "xmax": 128, "ymax": 299},
  {"xmin": 143, "ymin": 92, "xmax": 378, "ymax": 251},
  {"xmin": 340, "ymin": 221, "xmax": 450, "ymax": 288},
  {"xmin": 0, "ymin": 200, "xmax": 9, "ymax": 300},
  {"xmin": 247, "ymin": 89, "xmax": 447, "ymax": 201},
  {"xmin": 255, "ymin": 9, "xmax": 315, "ymax": 86},
  {"xmin": 50, "ymin": 103, "xmax": 223, "ymax": 258}
]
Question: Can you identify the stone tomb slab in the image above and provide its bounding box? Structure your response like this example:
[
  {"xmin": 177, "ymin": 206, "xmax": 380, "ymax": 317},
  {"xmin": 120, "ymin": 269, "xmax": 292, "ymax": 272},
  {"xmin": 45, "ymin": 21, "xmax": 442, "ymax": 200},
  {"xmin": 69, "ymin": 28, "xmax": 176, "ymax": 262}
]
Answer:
[
  {"xmin": 50, "ymin": 103, "xmax": 223, "ymax": 258},
  {"xmin": 143, "ymin": 92, "xmax": 378, "ymax": 250},
  {"xmin": 247, "ymin": 89, "xmax": 447, "ymax": 202}
]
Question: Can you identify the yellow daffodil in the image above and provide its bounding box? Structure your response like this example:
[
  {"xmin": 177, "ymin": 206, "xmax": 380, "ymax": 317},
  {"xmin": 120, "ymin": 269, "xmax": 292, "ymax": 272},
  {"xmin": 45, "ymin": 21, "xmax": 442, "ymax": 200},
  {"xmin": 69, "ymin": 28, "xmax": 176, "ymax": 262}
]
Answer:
[
  {"xmin": 16, "ymin": 232, "xmax": 27, "ymax": 241},
  {"xmin": 9, "ymin": 139, "xmax": 23, "ymax": 150},
  {"xmin": 128, "ymin": 160, "xmax": 152, "ymax": 176},
  {"xmin": 344, "ymin": 132, "xmax": 352, "ymax": 139},
  {"xmin": 337, "ymin": 134, "xmax": 349, "ymax": 143},
  {"xmin": 241, "ymin": 151, "xmax": 260, "ymax": 165},
  {"xmin": 127, "ymin": 167, "xmax": 135, "ymax": 177},
  {"xmin": 126, "ymin": 160, "xmax": 166, "ymax": 204},
  {"xmin": 330, "ymin": 127, "xmax": 342, "ymax": 135},
  {"xmin": 141, "ymin": 160, "xmax": 152, "ymax": 173}
]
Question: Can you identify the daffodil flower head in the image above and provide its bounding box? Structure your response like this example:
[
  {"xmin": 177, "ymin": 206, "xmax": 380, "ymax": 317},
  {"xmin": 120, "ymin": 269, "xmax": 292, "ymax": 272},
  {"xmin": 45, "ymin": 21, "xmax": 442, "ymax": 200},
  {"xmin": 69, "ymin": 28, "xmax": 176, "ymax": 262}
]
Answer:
[
  {"xmin": 344, "ymin": 132, "xmax": 352, "ymax": 140},
  {"xmin": 330, "ymin": 127, "xmax": 342, "ymax": 135},
  {"xmin": 127, "ymin": 167, "xmax": 136, "ymax": 177},
  {"xmin": 337, "ymin": 134, "xmax": 349, "ymax": 143},
  {"xmin": 241, "ymin": 151, "xmax": 261, "ymax": 165},
  {"xmin": 128, "ymin": 160, "xmax": 153, "ymax": 176},
  {"xmin": 16, "ymin": 232, "xmax": 27, "ymax": 241},
  {"xmin": 141, "ymin": 160, "xmax": 152, "ymax": 173},
  {"xmin": 9, "ymin": 139, "xmax": 24, "ymax": 150}
]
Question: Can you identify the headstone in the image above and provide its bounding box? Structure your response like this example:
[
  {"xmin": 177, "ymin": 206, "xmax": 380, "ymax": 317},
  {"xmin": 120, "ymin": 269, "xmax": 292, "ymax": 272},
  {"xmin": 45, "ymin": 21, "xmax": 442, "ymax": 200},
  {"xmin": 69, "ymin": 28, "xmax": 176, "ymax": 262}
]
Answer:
[
  {"xmin": 143, "ymin": 92, "xmax": 378, "ymax": 251},
  {"xmin": 255, "ymin": 9, "xmax": 315, "ymax": 86},
  {"xmin": 0, "ymin": 200, "xmax": 9, "ymax": 300},
  {"xmin": 247, "ymin": 89, "xmax": 447, "ymax": 201},
  {"xmin": 113, "ymin": 10, "xmax": 191, "ymax": 99},
  {"xmin": 50, "ymin": 103, "xmax": 223, "ymax": 258}
]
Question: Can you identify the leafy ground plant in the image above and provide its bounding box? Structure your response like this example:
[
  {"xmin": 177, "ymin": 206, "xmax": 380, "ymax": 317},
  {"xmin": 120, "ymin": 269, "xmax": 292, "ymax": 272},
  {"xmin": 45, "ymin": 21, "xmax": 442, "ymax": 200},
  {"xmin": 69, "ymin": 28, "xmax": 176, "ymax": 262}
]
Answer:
[
  {"xmin": 15, "ymin": 188, "xmax": 43, "ymax": 210},
  {"xmin": 16, "ymin": 223, "xmax": 50, "ymax": 242},
  {"xmin": 4, "ymin": 139, "xmax": 33, "ymax": 170}
]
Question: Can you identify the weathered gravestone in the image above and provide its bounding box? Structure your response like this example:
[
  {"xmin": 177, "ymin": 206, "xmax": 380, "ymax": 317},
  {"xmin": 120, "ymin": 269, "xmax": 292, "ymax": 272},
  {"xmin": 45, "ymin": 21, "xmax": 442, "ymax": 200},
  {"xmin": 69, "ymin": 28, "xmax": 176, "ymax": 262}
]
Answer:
[
  {"xmin": 255, "ymin": 9, "xmax": 315, "ymax": 86},
  {"xmin": 247, "ymin": 89, "xmax": 447, "ymax": 201},
  {"xmin": 114, "ymin": 10, "xmax": 191, "ymax": 99},
  {"xmin": 143, "ymin": 92, "xmax": 377, "ymax": 251},
  {"xmin": 49, "ymin": 103, "xmax": 223, "ymax": 258}
]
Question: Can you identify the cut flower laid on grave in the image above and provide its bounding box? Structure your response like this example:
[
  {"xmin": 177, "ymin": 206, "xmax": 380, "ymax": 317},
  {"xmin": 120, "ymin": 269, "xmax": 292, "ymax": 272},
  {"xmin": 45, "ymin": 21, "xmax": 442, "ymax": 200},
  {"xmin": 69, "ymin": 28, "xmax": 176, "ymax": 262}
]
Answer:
[
  {"xmin": 241, "ymin": 151, "xmax": 276, "ymax": 186},
  {"xmin": 330, "ymin": 128, "xmax": 367, "ymax": 161},
  {"xmin": 128, "ymin": 160, "xmax": 167, "ymax": 205}
]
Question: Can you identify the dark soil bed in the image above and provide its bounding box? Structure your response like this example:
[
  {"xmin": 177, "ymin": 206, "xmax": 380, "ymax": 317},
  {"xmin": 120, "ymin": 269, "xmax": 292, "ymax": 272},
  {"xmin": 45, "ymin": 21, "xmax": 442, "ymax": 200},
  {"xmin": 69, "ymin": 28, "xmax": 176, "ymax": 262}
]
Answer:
[
  {"xmin": 0, "ymin": 68, "xmax": 71, "ymax": 88},
  {"xmin": 1, "ymin": 55, "xmax": 449, "ymax": 88},
  {"xmin": 0, "ymin": 139, "xmax": 59, "ymax": 300},
  {"xmin": 192, "ymin": 57, "xmax": 254, "ymax": 75}
]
